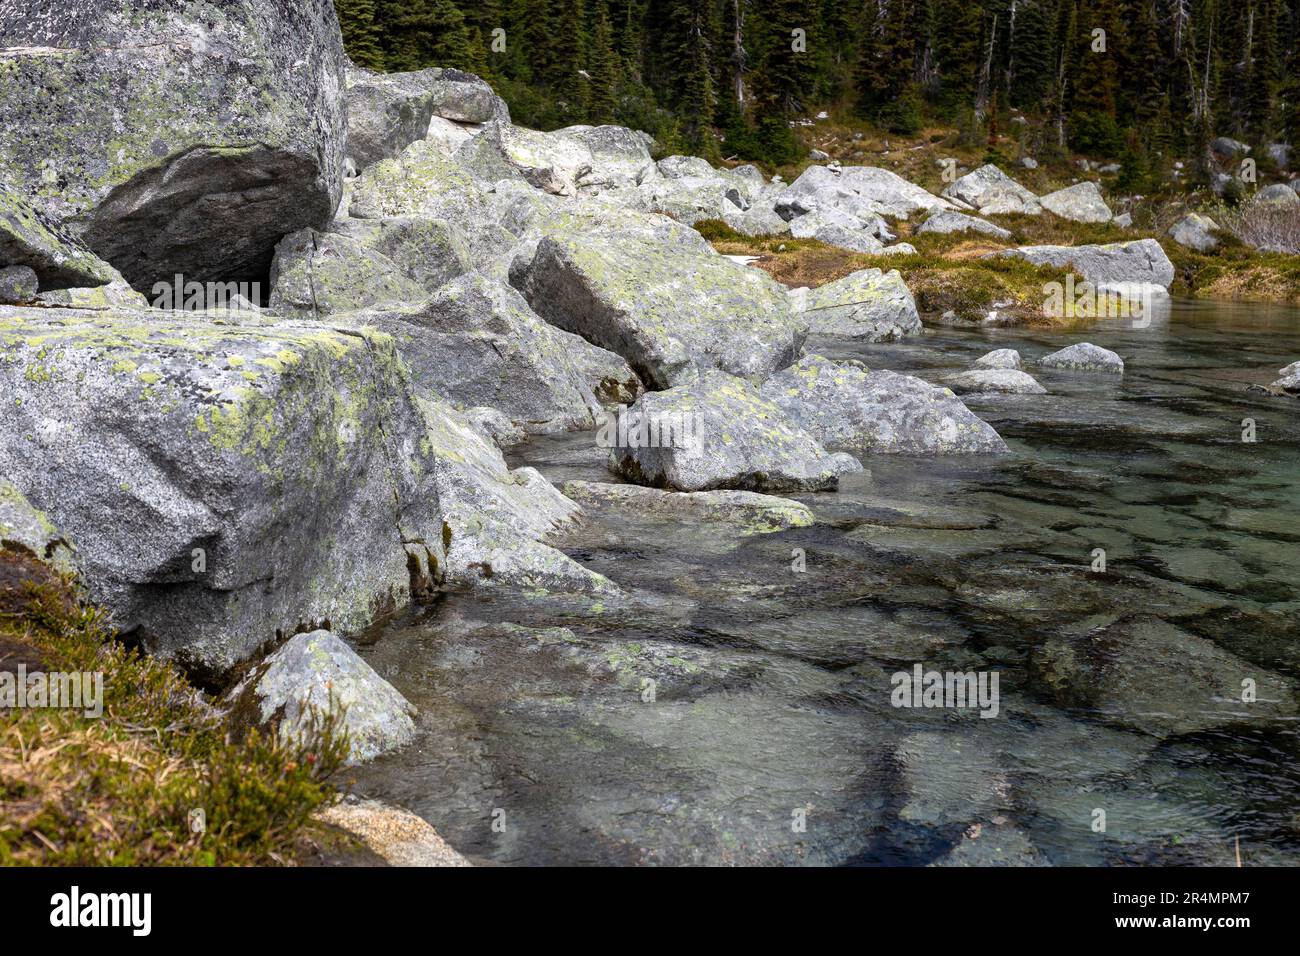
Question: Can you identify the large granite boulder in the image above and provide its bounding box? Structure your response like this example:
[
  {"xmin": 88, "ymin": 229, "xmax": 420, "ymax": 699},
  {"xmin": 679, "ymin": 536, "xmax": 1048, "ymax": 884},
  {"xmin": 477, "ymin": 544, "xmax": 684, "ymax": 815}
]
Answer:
[
  {"xmin": 0, "ymin": 187, "xmax": 119, "ymax": 290},
  {"xmin": 455, "ymin": 123, "xmax": 595, "ymax": 196},
  {"xmin": 607, "ymin": 371, "xmax": 861, "ymax": 492},
  {"xmin": 328, "ymin": 215, "xmax": 472, "ymax": 291},
  {"xmin": 225, "ymin": 629, "xmax": 416, "ymax": 765},
  {"xmin": 915, "ymin": 209, "xmax": 1014, "ymax": 240},
  {"xmin": 516, "ymin": 231, "xmax": 805, "ymax": 389},
  {"xmin": 760, "ymin": 355, "xmax": 1009, "ymax": 454},
  {"xmin": 345, "ymin": 272, "xmax": 599, "ymax": 433},
  {"xmin": 0, "ymin": 304, "xmax": 602, "ymax": 675},
  {"xmin": 561, "ymin": 125, "xmax": 656, "ymax": 189},
  {"xmin": 991, "ymin": 239, "xmax": 1174, "ymax": 289},
  {"xmin": 1039, "ymin": 182, "xmax": 1112, "ymax": 223},
  {"xmin": 0, "ymin": 0, "xmax": 347, "ymax": 290},
  {"xmin": 791, "ymin": 268, "xmax": 921, "ymax": 341},
  {"xmin": 942, "ymin": 164, "xmax": 1042, "ymax": 215}
]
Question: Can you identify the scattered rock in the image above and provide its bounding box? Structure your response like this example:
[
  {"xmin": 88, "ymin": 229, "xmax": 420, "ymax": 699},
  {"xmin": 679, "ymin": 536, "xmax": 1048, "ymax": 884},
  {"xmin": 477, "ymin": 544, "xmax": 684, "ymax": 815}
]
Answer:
[
  {"xmin": 1253, "ymin": 183, "xmax": 1300, "ymax": 205},
  {"xmin": 916, "ymin": 209, "xmax": 1014, "ymax": 240},
  {"xmin": 607, "ymin": 370, "xmax": 861, "ymax": 492},
  {"xmin": 1168, "ymin": 213, "xmax": 1220, "ymax": 252},
  {"xmin": 1018, "ymin": 157, "xmax": 1039, "ymax": 169},
  {"xmin": 760, "ymin": 355, "xmax": 1009, "ymax": 454},
  {"xmin": 943, "ymin": 368, "xmax": 1046, "ymax": 395},
  {"xmin": 1039, "ymin": 182, "xmax": 1112, "ymax": 223},
  {"xmin": 1037, "ymin": 342, "xmax": 1124, "ymax": 373},
  {"xmin": 808, "ymin": 148, "xmax": 830, "ymax": 162},
  {"xmin": 973, "ymin": 348, "xmax": 1022, "ymax": 370},
  {"xmin": 1112, "ymin": 212, "xmax": 1133, "ymax": 228},
  {"xmin": 1210, "ymin": 137, "xmax": 1251, "ymax": 161},
  {"xmin": 991, "ymin": 239, "xmax": 1174, "ymax": 289},
  {"xmin": 224, "ymin": 629, "xmax": 416, "ymax": 764},
  {"xmin": 942, "ymin": 164, "xmax": 1042, "ymax": 215},
  {"xmin": 775, "ymin": 165, "xmax": 954, "ymax": 222}
]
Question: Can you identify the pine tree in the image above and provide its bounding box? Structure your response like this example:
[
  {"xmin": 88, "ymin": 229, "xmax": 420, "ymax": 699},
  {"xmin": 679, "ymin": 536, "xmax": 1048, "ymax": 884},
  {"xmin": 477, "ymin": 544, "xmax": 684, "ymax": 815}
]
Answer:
[
  {"xmin": 589, "ymin": 2, "xmax": 620, "ymax": 123},
  {"xmin": 378, "ymin": 0, "xmax": 476, "ymax": 72},
  {"xmin": 335, "ymin": 0, "xmax": 386, "ymax": 70}
]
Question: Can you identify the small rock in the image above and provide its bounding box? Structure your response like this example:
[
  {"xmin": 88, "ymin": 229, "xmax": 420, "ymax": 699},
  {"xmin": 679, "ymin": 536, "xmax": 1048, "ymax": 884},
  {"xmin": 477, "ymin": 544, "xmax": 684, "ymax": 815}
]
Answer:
[
  {"xmin": 1253, "ymin": 183, "xmax": 1300, "ymax": 205},
  {"xmin": 943, "ymin": 368, "xmax": 1046, "ymax": 395},
  {"xmin": 973, "ymin": 348, "xmax": 1022, "ymax": 370},
  {"xmin": 1037, "ymin": 342, "xmax": 1124, "ymax": 373},
  {"xmin": 1168, "ymin": 213, "xmax": 1220, "ymax": 253},
  {"xmin": 808, "ymin": 148, "xmax": 830, "ymax": 161},
  {"xmin": 0, "ymin": 265, "xmax": 38, "ymax": 304}
]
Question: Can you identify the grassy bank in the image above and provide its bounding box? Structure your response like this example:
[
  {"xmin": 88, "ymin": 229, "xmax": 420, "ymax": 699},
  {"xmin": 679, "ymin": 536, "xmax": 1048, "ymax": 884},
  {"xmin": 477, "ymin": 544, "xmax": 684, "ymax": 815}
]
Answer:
[{"xmin": 0, "ymin": 546, "xmax": 351, "ymax": 865}]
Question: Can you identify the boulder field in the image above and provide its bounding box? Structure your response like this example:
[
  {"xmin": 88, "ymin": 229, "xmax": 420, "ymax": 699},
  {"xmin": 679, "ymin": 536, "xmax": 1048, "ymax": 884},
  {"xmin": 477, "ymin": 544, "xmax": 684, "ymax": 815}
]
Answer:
[{"xmin": 1, "ymin": 5, "xmax": 1186, "ymax": 760}]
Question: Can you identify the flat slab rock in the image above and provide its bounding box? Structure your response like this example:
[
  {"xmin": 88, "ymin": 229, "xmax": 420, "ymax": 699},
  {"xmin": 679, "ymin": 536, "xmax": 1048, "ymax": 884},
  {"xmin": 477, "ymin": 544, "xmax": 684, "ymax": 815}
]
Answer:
[
  {"xmin": 793, "ymin": 267, "xmax": 920, "ymax": 342},
  {"xmin": 225, "ymin": 629, "xmax": 416, "ymax": 765},
  {"xmin": 990, "ymin": 239, "xmax": 1174, "ymax": 290},
  {"xmin": 606, "ymin": 370, "xmax": 861, "ymax": 492},
  {"xmin": 943, "ymin": 368, "xmax": 1046, "ymax": 395},
  {"xmin": 1037, "ymin": 342, "xmax": 1125, "ymax": 373},
  {"xmin": 561, "ymin": 480, "xmax": 814, "ymax": 533},
  {"xmin": 760, "ymin": 355, "xmax": 1009, "ymax": 455}
]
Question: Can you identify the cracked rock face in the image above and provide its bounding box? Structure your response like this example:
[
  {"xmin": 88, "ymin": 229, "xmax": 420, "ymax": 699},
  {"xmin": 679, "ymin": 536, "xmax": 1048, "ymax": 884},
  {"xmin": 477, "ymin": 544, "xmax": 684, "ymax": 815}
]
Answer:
[
  {"xmin": 607, "ymin": 370, "xmax": 862, "ymax": 493},
  {"xmin": 761, "ymin": 355, "xmax": 1009, "ymax": 455},
  {"xmin": 0, "ymin": 0, "xmax": 347, "ymax": 292}
]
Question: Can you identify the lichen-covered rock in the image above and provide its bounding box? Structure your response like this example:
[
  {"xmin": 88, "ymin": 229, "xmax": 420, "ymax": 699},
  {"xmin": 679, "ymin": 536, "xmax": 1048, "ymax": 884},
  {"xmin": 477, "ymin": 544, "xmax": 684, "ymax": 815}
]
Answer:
[
  {"xmin": 268, "ymin": 228, "xmax": 427, "ymax": 318},
  {"xmin": 1037, "ymin": 342, "xmax": 1125, "ymax": 373},
  {"xmin": 0, "ymin": 186, "xmax": 119, "ymax": 290},
  {"xmin": 0, "ymin": 0, "xmax": 347, "ymax": 289},
  {"xmin": 973, "ymin": 348, "xmax": 1022, "ymax": 370},
  {"xmin": 943, "ymin": 369, "xmax": 1046, "ymax": 395},
  {"xmin": 456, "ymin": 123, "xmax": 595, "ymax": 196},
  {"xmin": 723, "ymin": 201, "xmax": 791, "ymax": 237},
  {"xmin": 942, "ymin": 164, "xmax": 1042, "ymax": 215},
  {"xmin": 991, "ymin": 239, "xmax": 1174, "ymax": 289},
  {"xmin": 1168, "ymin": 213, "xmax": 1220, "ymax": 252},
  {"xmin": 607, "ymin": 371, "xmax": 861, "ymax": 492},
  {"xmin": 550, "ymin": 327, "xmax": 644, "ymax": 407},
  {"xmin": 1039, "ymin": 181, "xmax": 1112, "ymax": 222},
  {"xmin": 760, "ymin": 355, "xmax": 1009, "ymax": 454},
  {"xmin": 225, "ymin": 629, "xmax": 415, "ymax": 765},
  {"xmin": 347, "ymin": 272, "xmax": 599, "ymax": 433},
  {"xmin": 35, "ymin": 269, "xmax": 149, "ymax": 310},
  {"xmin": 328, "ymin": 215, "xmax": 472, "ymax": 292},
  {"xmin": 792, "ymin": 268, "xmax": 920, "ymax": 342},
  {"xmin": 775, "ymin": 165, "xmax": 954, "ymax": 221},
  {"xmin": 418, "ymin": 399, "xmax": 615, "ymax": 595},
  {"xmin": 517, "ymin": 231, "xmax": 806, "ymax": 389},
  {"xmin": 916, "ymin": 209, "xmax": 1014, "ymax": 240},
  {"xmin": 655, "ymin": 155, "xmax": 717, "ymax": 180},
  {"xmin": 464, "ymin": 406, "xmax": 525, "ymax": 448},
  {"xmin": 0, "ymin": 478, "xmax": 77, "ymax": 577},
  {"xmin": 634, "ymin": 176, "xmax": 741, "ymax": 225},
  {"xmin": 561, "ymin": 481, "xmax": 815, "ymax": 534},
  {"xmin": 344, "ymin": 64, "xmax": 508, "ymax": 172},
  {"xmin": 1253, "ymin": 183, "xmax": 1300, "ymax": 205},
  {"xmin": 0, "ymin": 306, "xmax": 444, "ymax": 675},
  {"xmin": 562, "ymin": 125, "xmax": 656, "ymax": 189},
  {"xmin": 788, "ymin": 207, "xmax": 885, "ymax": 252},
  {"xmin": 0, "ymin": 265, "xmax": 37, "ymax": 304}
]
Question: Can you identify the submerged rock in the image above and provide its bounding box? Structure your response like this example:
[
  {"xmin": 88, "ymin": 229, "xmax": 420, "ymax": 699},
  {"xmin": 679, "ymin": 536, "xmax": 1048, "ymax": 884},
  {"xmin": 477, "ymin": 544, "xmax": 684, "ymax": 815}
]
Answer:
[
  {"xmin": 761, "ymin": 355, "xmax": 1009, "ymax": 454},
  {"xmin": 516, "ymin": 231, "xmax": 805, "ymax": 389},
  {"xmin": 225, "ymin": 629, "xmax": 416, "ymax": 765},
  {"xmin": 792, "ymin": 268, "xmax": 921, "ymax": 342},
  {"xmin": 943, "ymin": 369, "xmax": 1046, "ymax": 395},
  {"xmin": 1039, "ymin": 182, "xmax": 1112, "ymax": 223},
  {"xmin": 607, "ymin": 371, "xmax": 861, "ymax": 492},
  {"xmin": 942, "ymin": 164, "xmax": 1042, "ymax": 215},
  {"xmin": 561, "ymin": 481, "xmax": 814, "ymax": 534},
  {"xmin": 0, "ymin": 0, "xmax": 347, "ymax": 289},
  {"xmin": 1037, "ymin": 342, "xmax": 1125, "ymax": 373},
  {"xmin": 991, "ymin": 239, "xmax": 1174, "ymax": 289}
]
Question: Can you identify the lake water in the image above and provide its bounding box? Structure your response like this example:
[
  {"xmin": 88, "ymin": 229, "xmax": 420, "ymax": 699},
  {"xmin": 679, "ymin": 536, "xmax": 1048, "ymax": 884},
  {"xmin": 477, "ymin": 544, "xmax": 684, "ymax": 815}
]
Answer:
[{"xmin": 350, "ymin": 299, "xmax": 1300, "ymax": 866}]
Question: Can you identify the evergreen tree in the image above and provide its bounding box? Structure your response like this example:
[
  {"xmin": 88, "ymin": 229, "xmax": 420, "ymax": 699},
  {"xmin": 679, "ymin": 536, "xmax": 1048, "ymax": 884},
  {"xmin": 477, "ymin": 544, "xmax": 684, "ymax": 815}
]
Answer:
[
  {"xmin": 378, "ymin": 0, "xmax": 475, "ymax": 72},
  {"xmin": 589, "ymin": 2, "xmax": 620, "ymax": 123},
  {"xmin": 335, "ymin": 0, "xmax": 386, "ymax": 70}
]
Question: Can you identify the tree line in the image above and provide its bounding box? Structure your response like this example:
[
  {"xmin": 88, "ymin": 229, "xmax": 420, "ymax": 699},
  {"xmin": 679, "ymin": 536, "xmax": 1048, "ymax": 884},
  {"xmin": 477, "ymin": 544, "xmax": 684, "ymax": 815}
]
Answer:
[{"xmin": 334, "ymin": 1, "xmax": 1300, "ymax": 172}]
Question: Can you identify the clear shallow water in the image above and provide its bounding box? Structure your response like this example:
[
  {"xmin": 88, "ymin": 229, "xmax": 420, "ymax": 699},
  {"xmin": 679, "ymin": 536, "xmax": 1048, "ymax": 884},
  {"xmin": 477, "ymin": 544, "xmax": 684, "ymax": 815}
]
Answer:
[{"xmin": 350, "ymin": 299, "xmax": 1300, "ymax": 866}]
